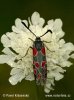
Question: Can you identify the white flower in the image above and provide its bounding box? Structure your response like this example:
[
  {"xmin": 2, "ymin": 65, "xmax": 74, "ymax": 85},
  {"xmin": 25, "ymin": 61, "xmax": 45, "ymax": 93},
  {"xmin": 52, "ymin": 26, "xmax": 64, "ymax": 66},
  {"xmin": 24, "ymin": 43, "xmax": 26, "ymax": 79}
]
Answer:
[{"xmin": 0, "ymin": 11, "xmax": 74, "ymax": 93}]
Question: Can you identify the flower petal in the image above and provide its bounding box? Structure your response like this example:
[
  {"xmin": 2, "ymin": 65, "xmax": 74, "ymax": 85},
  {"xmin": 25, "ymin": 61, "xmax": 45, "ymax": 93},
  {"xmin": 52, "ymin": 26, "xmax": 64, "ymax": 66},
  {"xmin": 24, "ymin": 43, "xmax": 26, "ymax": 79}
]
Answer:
[
  {"xmin": 0, "ymin": 55, "xmax": 12, "ymax": 64},
  {"xmin": 44, "ymin": 79, "xmax": 54, "ymax": 93},
  {"xmin": 31, "ymin": 12, "xmax": 45, "ymax": 27},
  {"xmin": 56, "ymin": 31, "xmax": 65, "ymax": 39},
  {"xmin": 62, "ymin": 42, "xmax": 74, "ymax": 51},
  {"xmin": 55, "ymin": 73, "xmax": 64, "ymax": 81},
  {"xmin": 15, "ymin": 18, "xmax": 28, "ymax": 32},
  {"xmin": 31, "ymin": 12, "xmax": 40, "ymax": 25},
  {"xmin": 10, "ymin": 68, "xmax": 23, "ymax": 75},
  {"xmin": 39, "ymin": 18, "xmax": 45, "ymax": 27},
  {"xmin": 15, "ymin": 18, "xmax": 22, "ymax": 29},
  {"xmin": 25, "ymin": 72, "xmax": 34, "ymax": 81},
  {"xmin": 70, "ymin": 54, "xmax": 74, "ymax": 59},
  {"xmin": 1, "ymin": 34, "xmax": 11, "ymax": 47},
  {"xmin": 12, "ymin": 26, "xmax": 24, "ymax": 34},
  {"xmin": 9, "ymin": 70, "xmax": 25, "ymax": 85},
  {"xmin": 59, "ymin": 39, "xmax": 65, "ymax": 47},
  {"xmin": 2, "ymin": 47, "xmax": 16, "ymax": 56},
  {"xmin": 53, "ymin": 19, "xmax": 63, "ymax": 32},
  {"xmin": 60, "ymin": 61, "xmax": 73, "ymax": 67},
  {"xmin": 44, "ymin": 88, "xmax": 50, "ymax": 93},
  {"xmin": 47, "ymin": 19, "xmax": 54, "ymax": 30}
]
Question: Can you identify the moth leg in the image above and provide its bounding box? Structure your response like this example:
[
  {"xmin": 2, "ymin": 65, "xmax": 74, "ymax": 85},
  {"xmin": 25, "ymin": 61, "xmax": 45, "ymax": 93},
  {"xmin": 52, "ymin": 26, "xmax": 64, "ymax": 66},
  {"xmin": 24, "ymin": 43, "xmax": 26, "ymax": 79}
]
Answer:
[
  {"xmin": 24, "ymin": 46, "xmax": 33, "ymax": 57},
  {"xmin": 43, "ymin": 43, "xmax": 55, "ymax": 52},
  {"xmin": 28, "ymin": 38, "xmax": 34, "ymax": 42},
  {"xmin": 14, "ymin": 46, "xmax": 33, "ymax": 62},
  {"xmin": 43, "ymin": 40, "xmax": 55, "ymax": 52},
  {"xmin": 43, "ymin": 41, "xmax": 51, "ymax": 43}
]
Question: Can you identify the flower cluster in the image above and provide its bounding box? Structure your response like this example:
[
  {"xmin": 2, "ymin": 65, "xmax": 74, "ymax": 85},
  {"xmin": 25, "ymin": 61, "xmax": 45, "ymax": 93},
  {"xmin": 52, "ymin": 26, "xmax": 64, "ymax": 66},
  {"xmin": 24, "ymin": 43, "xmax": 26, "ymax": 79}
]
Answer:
[{"xmin": 0, "ymin": 12, "xmax": 74, "ymax": 93}]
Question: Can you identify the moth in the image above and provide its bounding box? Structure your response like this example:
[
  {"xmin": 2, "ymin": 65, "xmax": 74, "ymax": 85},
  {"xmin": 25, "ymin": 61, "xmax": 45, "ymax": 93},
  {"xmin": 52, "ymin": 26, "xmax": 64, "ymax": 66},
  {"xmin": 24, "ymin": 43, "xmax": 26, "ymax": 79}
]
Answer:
[{"xmin": 22, "ymin": 22, "xmax": 52, "ymax": 85}]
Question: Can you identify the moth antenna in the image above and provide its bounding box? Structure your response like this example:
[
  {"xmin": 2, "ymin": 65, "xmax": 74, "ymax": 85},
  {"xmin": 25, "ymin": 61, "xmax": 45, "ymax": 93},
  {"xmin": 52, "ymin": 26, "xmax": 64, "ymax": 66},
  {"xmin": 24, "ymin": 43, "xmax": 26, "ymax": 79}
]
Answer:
[
  {"xmin": 21, "ymin": 21, "xmax": 36, "ymax": 37},
  {"xmin": 40, "ymin": 30, "xmax": 52, "ymax": 37}
]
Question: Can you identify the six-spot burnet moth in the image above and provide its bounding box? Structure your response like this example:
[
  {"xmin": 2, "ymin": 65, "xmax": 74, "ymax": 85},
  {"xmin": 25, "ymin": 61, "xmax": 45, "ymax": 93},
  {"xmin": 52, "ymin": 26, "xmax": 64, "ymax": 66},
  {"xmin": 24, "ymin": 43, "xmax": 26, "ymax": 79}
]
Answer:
[{"xmin": 21, "ymin": 21, "xmax": 52, "ymax": 85}]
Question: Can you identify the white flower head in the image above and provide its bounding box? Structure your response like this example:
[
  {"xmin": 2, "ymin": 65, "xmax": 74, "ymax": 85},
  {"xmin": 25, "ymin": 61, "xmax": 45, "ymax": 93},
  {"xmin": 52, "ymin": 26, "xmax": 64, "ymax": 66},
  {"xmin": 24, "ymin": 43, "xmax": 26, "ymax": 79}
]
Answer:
[{"xmin": 0, "ymin": 11, "xmax": 74, "ymax": 93}]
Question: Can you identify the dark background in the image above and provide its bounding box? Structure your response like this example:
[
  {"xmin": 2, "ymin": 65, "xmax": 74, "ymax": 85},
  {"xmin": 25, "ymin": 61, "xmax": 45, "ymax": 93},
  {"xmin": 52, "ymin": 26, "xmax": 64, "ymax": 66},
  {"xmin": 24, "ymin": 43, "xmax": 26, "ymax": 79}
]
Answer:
[{"xmin": 0, "ymin": 0, "xmax": 74, "ymax": 100}]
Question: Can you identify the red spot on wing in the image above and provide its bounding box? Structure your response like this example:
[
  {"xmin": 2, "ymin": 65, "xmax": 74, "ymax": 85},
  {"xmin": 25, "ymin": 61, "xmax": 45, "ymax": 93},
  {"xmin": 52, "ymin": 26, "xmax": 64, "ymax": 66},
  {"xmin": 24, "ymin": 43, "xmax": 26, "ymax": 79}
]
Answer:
[
  {"xmin": 41, "ymin": 61, "xmax": 46, "ymax": 68},
  {"xmin": 34, "ymin": 69, "xmax": 37, "ymax": 75},
  {"xmin": 33, "ymin": 61, "xmax": 40, "ymax": 68},
  {"xmin": 37, "ymin": 74, "xmax": 41, "ymax": 79},
  {"xmin": 35, "ymin": 62, "xmax": 40, "ymax": 68},
  {"xmin": 41, "ymin": 47, "xmax": 45, "ymax": 55},
  {"xmin": 33, "ymin": 48, "xmax": 38, "ymax": 56}
]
